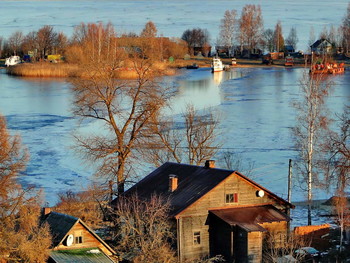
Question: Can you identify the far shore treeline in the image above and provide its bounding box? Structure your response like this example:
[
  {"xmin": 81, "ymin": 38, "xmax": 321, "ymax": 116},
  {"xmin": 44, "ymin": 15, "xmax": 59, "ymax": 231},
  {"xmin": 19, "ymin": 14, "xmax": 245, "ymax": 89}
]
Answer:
[{"xmin": 0, "ymin": 3, "xmax": 350, "ymax": 66}]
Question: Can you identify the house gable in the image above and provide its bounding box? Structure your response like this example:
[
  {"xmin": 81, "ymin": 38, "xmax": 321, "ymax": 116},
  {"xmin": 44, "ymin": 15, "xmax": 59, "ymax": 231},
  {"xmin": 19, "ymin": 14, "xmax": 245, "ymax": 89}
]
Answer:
[
  {"xmin": 176, "ymin": 171, "xmax": 291, "ymax": 218},
  {"xmin": 53, "ymin": 221, "xmax": 113, "ymax": 256},
  {"xmin": 44, "ymin": 212, "xmax": 115, "ymax": 257}
]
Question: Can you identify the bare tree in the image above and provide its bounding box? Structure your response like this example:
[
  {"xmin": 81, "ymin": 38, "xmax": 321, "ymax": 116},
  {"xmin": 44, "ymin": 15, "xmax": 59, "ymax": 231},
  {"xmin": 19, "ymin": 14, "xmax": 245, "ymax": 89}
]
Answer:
[
  {"xmin": 0, "ymin": 36, "xmax": 3, "ymax": 57},
  {"xmin": 263, "ymin": 232, "xmax": 310, "ymax": 263},
  {"xmin": 181, "ymin": 28, "xmax": 210, "ymax": 55},
  {"xmin": 6, "ymin": 30, "xmax": 24, "ymax": 55},
  {"xmin": 286, "ymin": 26, "xmax": 298, "ymax": 50},
  {"xmin": 323, "ymin": 106, "xmax": 350, "ymax": 250},
  {"xmin": 273, "ymin": 21, "xmax": 284, "ymax": 52},
  {"xmin": 142, "ymin": 105, "xmax": 221, "ymax": 167},
  {"xmin": 221, "ymin": 151, "xmax": 255, "ymax": 177},
  {"xmin": 54, "ymin": 32, "xmax": 68, "ymax": 55},
  {"xmin": 293, "ymin": 72, "xmax": 332, "ymax": 225},
  {"xmin": 22, "ymin": 31, "xmax": 38, "ymax": 59},
  {"xmin": 341, "ymin": 3, "xmax": 350, "ymax": 53},
  {"xmin": 238, "ymin": 4, "xmax": 264, "ymax": 57},
  {"xmin": 54, "ymin": 185, "xmax": 107, "ymax": 230},
  {"xmin": 36, "ymin": 25, "xmax": 58, "ymax": 58},
  {"xmin": 0, "ymin": 114, "xmax": 51, "ymax": 262},
  {"xmin": 218, "ymin": 9, "xmax": 237, "ymax": 57},
  {"xmin": 112, "ymin": 193, "xmax": 176, "ymax": 263},
  {"xmin": 308, "ymin": 26, "xmax": 316, "ymax": 51},
  {"xmin": 262, "ymin": 29, "xmax": 274, "ymax": 53},
  {"xmin": 140, "ymin": 21, "xmax": 158, "ymax": 38},
  {"xmin": 70, "ymin": 23, "xmax": 170, "ymax": 196}
]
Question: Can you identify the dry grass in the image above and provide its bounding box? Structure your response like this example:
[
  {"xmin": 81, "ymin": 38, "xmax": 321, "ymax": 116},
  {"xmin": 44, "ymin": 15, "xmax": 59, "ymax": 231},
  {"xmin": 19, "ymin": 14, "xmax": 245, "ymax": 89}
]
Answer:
[
  {"xmin": 6, "ymin": 61, "xmax": 176, "ymax": 79},
  {"xmin": 6, "ymin": 62, "xmax": 79, "ymax": 77}
]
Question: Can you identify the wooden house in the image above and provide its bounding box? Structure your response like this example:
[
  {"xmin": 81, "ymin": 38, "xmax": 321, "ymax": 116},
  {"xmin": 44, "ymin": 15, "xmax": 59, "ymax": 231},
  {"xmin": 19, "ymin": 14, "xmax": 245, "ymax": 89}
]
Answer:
[
  {"xmin": 310, "ymin": 39, "xmax": 333, "ymax": 55},
  {"xmin": 42, "ymin": 210, "xmax": 117, "ymax": 263},
  {"xmin": 113, "ymin": 161, "xmax": 293, "ymax": 263}
]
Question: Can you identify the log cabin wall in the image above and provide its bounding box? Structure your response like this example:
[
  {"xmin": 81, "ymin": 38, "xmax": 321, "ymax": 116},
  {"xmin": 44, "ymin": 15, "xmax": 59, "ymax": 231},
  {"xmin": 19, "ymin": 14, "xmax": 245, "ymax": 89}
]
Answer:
[
  {"xmin": 53, "ymin": 222, "xmax": 112, "ymax": 256},
  {"xmin": 177, "ymin": 173, "xmax": 286, "ymax": 261},
  {"xmin": 179, "ymin": 172, "xmax": 280, "ymax": 218},
  {"xmin": 178, "ymin": 215, "xmax": 209, "ymax": 262},
  {"xmin": 247, "ymin": 232, "xmax": 262, "ymax": 263}
]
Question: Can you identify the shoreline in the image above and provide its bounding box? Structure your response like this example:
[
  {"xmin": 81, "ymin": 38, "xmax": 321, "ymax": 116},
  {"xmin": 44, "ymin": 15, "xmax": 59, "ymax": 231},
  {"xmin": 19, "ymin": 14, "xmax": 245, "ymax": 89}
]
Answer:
[{"xmin": 1, "ymin": 57, "xmax": 349, "ymax": 77}]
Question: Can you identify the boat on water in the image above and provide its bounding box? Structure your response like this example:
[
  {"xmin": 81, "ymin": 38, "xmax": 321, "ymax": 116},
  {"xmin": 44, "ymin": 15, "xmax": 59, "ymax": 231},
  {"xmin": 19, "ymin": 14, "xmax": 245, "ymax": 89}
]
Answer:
[
  {"xmin": 211, "ymin": 57, "xmax": 224, "ymax": 72},
  {"xmin": 5, "ymin": 56, "xmax": 21, "ymax": 67},
  {"xmin": 285, "ymin": 55, "xmax": 294, "ymax": 67},
  {"xmin": 186, "ymin": 63, "xmax": 199, "ymax": 69},
  {"xmin": 310, "ymin": 62, "xmax": 345, "ymax": 74}
]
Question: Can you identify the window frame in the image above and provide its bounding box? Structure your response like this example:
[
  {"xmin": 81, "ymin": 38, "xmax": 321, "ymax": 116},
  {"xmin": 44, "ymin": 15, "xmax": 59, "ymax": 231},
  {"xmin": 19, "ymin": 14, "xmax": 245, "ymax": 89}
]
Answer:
[
  {"xmin": 193, "ymin": 231, "xmax": 201, "ymax": 245},
  {"xmin": 225, "ymin": 193, "xmax": 238, "ymax": 203}
]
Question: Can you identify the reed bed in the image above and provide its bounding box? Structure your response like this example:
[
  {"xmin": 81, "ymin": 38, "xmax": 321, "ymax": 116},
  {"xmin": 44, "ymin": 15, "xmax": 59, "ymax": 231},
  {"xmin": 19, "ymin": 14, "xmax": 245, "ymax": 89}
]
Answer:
[
  {"xmin": 6, "ymin": 63, "xmax": 79, "ymax": 77},
  {"xmin": 5, "ymin": 61, "xmax": 176, "ymax": 79}
]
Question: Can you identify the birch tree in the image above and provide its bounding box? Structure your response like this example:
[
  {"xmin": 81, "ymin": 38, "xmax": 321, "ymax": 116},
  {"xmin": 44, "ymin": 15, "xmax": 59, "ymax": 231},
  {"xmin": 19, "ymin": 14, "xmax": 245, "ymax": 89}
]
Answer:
[
  {"xmin": 293, "ymin": 73, "xmax": 332, "ymax": 225},
  {"xmin": 218, "ymin": 9, "xmax": 237, "ymax": 56},
  {"xmin": 323, "ymin": 106, "xmax": 350, "ymax": 249},
  {"xmin": 238, "ymin": 4, "xmax": 264, "ymax": 56}
]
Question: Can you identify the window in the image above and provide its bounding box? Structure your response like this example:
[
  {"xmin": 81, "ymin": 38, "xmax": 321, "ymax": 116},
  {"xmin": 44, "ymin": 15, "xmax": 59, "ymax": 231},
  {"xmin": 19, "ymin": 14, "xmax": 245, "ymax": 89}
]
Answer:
[
  {"xmin": 74, "ymin": 231, "xmax": 83, "ymax": 244},
  {"xmin": 193, "ymin": 231, "xmax": 201, "ymax": 245},
  {"xmin": 226, "ymin": 193, "xmax": 238, "ymax": 203}
]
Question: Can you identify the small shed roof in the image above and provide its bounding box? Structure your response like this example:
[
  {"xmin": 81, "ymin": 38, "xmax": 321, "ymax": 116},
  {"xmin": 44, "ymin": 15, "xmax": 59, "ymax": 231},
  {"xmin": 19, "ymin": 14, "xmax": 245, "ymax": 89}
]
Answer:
[
  {"xmin": 209, "ymin": 204, "xmax": 290, "ymax": 232},
  {"xmin": 50, "ymin": 248, "xmax": 115, "ymax": 263},
  {"xmin": 45, "ymin": 212, "xmax": 78, "ymax": 247},
  {"xmin": 44, "ymin": 212, "xmax": 115, "ymax": 255}
]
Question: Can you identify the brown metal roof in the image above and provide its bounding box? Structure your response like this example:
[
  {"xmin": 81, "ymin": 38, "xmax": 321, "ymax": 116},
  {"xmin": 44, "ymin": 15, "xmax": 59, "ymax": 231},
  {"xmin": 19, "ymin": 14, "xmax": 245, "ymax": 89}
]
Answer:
[
  {"xmin": 116, "ymin": 162, "xmax": 233, "ymax": 216},
  {"xmin": 114, "ymin": 162, "xmax": 293, "ymax": 217},
  {"xmin": 209, "ymin": 205, "xmax": 290, "ymax": 232}
]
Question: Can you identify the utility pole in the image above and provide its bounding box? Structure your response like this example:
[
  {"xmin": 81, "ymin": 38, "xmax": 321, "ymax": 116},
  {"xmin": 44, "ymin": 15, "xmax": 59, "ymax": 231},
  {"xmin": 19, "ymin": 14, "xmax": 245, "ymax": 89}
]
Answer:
[
  {"xmin": 288, "ymin": 159, "xmax": 292, "ymax": 204},
  {"xmin": 287, "ymin": 159, "xmax": 292, "ymax": 235}
]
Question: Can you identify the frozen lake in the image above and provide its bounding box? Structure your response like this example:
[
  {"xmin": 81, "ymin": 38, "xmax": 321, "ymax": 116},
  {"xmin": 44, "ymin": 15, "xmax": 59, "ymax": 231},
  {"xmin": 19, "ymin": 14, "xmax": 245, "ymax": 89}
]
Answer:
[
  {"xmin": 0, "ymin": 67, "xmax": 349, "ymax": 210},
  {"xmin": 0, "ymin": 1, "xmax": 350, "ymax": 226},
  {"xmin": 0, "ymin": 0, "xmax": 349, "ymax": 51}
]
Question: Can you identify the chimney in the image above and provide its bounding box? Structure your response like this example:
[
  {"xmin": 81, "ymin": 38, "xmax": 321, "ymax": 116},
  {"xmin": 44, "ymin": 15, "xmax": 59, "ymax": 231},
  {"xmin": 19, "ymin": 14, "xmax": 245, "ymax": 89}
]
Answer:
[
  {"xmin": 41, "ymin": 207, "xmax": 51, "ymax": 220},
  {"xmin": 205, "ymin": 160, "xmax": 216, "ymax": 168},
  {"xmin": 169, "ymin": 174, "xmax": 178, "ymax": 192}
]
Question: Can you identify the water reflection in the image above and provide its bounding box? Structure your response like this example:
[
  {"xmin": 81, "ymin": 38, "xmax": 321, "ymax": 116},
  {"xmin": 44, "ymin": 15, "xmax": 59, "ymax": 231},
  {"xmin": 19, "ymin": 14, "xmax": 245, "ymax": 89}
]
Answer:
[
  {"xmin": 170, "ymin": 68, "xmax": 245, "ymax": 114},
  {"xmin": 0, "ymin": 67, "xmax": 348, "ymax": 206}
]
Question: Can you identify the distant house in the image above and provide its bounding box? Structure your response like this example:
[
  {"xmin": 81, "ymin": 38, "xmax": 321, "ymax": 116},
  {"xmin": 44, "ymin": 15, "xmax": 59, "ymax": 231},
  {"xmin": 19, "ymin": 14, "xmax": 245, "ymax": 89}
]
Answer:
[
  {"xmin": 113, "ymin": 161, "xmax": 293, "ymax": 263},
  {"xmin": 215, "ymin": 46, "xmax": 234, "ymax": 57},
  {"xmin": 42, "ymin": 210, "xmax": 117, "ymax": 263},
  {"xmin": 310, "ymin": 39, "xmax": 333, "ymax": 55},
  {"xmin": 284, "ymin": 45, "xmax": 295, "ymax": 54}
]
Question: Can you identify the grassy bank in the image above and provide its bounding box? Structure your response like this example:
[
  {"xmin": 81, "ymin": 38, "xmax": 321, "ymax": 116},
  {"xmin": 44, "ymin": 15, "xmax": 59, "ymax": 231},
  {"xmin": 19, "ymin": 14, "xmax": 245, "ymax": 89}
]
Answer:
[
  {"xmin": 6, "ymin": 62, "xmax": 79, "ymax": 77},
  {"xmin": 5, "ymin": 61, "xmax": 176, "ymax": 78}
]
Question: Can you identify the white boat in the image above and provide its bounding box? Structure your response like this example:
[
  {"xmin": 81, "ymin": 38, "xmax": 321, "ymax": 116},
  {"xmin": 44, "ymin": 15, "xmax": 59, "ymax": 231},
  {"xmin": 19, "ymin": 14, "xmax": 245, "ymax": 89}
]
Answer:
[
  {"xmin": 211, "ymin": 57, "xmax": 224, "ymax": 72},
  {"xmin": 5, "ymin": 56, "xmax": 21, "ymax": 67}
]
